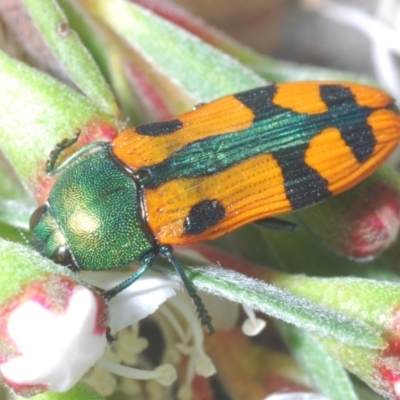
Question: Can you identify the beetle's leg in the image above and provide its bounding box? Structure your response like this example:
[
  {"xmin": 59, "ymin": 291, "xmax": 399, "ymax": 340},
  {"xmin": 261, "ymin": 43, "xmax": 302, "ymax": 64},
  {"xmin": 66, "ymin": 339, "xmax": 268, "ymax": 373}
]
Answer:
[
  {"xmin": 192, "ymin": 102, "xmax": 206, "ymax": 110},
  {"xmin": 160, "ymin": 245, "xmax": 215, "ymax": 335},
  {"xmin": 46, "ymin": 130, "xmax": 110, "ymax": 176},
  {"xmin": 106, "ymin": 327, "xmax": 117, "ymax": 343},
  {"xmin": 102, "ymin": 252, "xmax": 157, "ymax": 300},
  {"xmin": 255, "ymin": 217, "xmax": 297, "ymax": 232}
]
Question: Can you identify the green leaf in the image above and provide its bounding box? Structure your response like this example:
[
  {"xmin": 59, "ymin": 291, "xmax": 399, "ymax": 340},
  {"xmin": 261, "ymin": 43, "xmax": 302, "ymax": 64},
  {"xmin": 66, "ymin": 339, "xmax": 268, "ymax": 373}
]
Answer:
[
  {"xmin": 0, "ymin": 199, "xmax": 32, "ymax": 230},
  {"xmin": 278, "ymin": 322, "xmax": 359, "ymax": 400},
  {"xmin": 0, "ymin": 239, "xmax": 74, "ymax": 304},
  {"xmin": 56, "ymin": 0, "xmax": 113, "ymax": 83},
  {"xmin": 15, "ymin": 383, "xmax": 105, "ymax": 400},
  {"xmin": 0, "ymin": 221, "xmax": 26, "ymax": 242},
  {"xmin": 0, "ymin": 50, "xmax": 116, "ymax": 185},
  {"xmin": 160, "ymin": 264, "xmax": 384, "ymax": 349},
  {"xmin": 88, "ymin": 0, "xmax": 265, "ymax": 105},
  {"xmin": 0, "ymin": 156, "xmax": 34, "ymax": 228},
  {"xmin": 127, "ymin": 0, "xmax": 377, "ymax": 85},
  {"xmin": 271, "ymin": 274, "xmax": 400, "ymax": 332},
  {"xmin": 22, "ymin": 0, "xmax": 118, "ymax": 116},
  {"xmin": 0, "ymin": 155, "xmax": 32, "ymax": 201},
  {"xmin": 237, "ymin": 50, "xmax": 377, "ymax": 85}
]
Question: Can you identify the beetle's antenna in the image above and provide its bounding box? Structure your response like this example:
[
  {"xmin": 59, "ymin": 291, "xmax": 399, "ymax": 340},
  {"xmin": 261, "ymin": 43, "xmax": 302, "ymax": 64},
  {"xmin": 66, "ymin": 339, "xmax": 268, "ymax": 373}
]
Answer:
[{"xmin": 160, "ymin": 246, "xmax": 215, "ymax": 335}]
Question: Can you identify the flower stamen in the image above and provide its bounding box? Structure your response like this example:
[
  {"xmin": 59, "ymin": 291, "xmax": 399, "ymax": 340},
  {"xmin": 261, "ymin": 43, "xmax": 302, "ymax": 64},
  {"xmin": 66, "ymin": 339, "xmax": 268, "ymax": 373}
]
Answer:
[
  {"xmin": 242, "ymin": 304, "xmax": 267, "ymax": 336},
  {"xmin": 98, "ymin": 356, "xmax": 177, "ymax": 386}
]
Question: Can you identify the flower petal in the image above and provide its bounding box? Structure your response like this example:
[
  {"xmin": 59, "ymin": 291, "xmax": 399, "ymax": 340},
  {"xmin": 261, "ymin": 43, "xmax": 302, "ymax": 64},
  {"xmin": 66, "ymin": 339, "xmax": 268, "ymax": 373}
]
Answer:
[
  {"xmin": 0, "ymin": 286, "xmax": 107, "ymax": 393},
  {"xmin": 81, "ymin": 271, "xmax": 178, "ymax": 332}
]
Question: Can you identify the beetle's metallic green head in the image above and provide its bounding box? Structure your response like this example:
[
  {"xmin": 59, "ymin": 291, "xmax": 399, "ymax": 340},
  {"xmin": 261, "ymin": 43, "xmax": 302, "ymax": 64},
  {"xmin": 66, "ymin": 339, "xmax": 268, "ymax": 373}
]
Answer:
[{"xmin": 30, "ymin": 148, "xmax": 154, "ymax": 272}]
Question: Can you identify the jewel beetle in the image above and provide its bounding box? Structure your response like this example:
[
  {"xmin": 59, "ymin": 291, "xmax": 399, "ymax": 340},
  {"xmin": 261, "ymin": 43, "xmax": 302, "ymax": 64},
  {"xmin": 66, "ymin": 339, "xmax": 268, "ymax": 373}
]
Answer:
[{"xmin": 30, "ymin": 81, "xmax": 400, "ymax": 333}]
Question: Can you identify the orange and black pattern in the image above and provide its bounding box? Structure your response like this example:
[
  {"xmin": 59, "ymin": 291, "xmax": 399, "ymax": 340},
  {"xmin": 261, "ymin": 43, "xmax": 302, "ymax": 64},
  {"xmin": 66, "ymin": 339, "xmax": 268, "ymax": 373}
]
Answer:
[{"xmin": 111, "ymin": 82, "xmax": 400, "ymax": 245}]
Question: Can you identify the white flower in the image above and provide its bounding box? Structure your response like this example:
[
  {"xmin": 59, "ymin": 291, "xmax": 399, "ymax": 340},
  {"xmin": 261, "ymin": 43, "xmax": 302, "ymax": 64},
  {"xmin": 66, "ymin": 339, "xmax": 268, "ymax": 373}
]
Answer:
[
  {"xmin": 81, "ymin": 269, "xmax": 224, "ymax": 397},
  {"xmin": 0, "ymin": 283, "xmax": 108, "ymax": 395},
  {"xmin": 0, "ymin": 259, "xmax": 236, "ymax": 397},
  {"xmin": 81, "ymin": 270, "xmax": 178, "ymax": 333}
]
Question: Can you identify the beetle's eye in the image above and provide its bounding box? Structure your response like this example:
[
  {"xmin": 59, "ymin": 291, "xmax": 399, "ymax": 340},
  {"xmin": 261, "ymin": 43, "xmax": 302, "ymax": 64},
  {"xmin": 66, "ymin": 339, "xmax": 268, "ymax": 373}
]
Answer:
[
  {"xmin": 29, "ymin": 204, "xmax": 48, "ymax": 232},
  {"xmin": 51, "ymin": 246, "xmax": 79, "ymax": 271}
]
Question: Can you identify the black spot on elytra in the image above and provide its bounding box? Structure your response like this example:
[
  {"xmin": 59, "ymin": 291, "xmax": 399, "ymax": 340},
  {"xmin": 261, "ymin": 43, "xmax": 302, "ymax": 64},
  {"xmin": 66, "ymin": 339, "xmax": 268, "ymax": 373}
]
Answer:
[
  {"xmin": 184, "ymin": 199, "xmax": 225, "ymax": 235},
  {"xmin": 234, "ymin": 85, "xmax": 277, "ymax": 120},
  {"xmin": 319, "ymin": 85, "xmax": 353, "ymax": 108},
  {"xmin": 273, "ymin": 147, "xmax": 331, "ymax": 210},
  {"xmin": 338, "ymin": 124, "xmax": 376, "ymax": 163},
  {"xmin": 320, "ymin": 85, "xmax": 376, "ymax": 163},
  {"xmin": 136, "ymin": 119, "xmax": 183, "ymax": 136}
]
